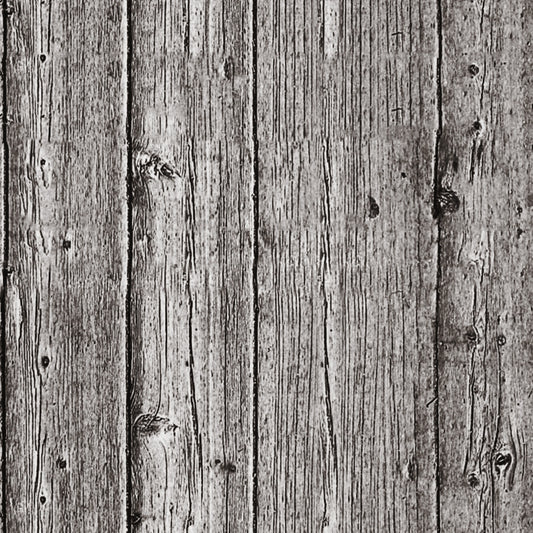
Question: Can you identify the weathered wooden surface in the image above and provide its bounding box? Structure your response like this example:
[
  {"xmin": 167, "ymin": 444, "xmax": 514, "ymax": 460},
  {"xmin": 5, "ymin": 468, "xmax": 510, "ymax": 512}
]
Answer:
[
  {"xmin": 130, "ymin": 1, "xmax": 252, "ymax": 530},
  {"xmin": 255, "ymin": 1, "xmax": 439, "ymax": 530},
  {"xmin": 4, "ymin": 1, "xmax": 127, "ymax": 530},
  {"xmin": 437, "ymin": 1, "xmax": 533, "ymax": 531},
  {"xmin": 0, "ymin": 0, "xmax": 531, "ymax": 531}
]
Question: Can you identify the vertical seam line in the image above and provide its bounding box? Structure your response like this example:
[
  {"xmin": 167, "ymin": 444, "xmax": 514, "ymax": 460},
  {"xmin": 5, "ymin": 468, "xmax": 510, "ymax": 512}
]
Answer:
[
  {"xmin": 251, "ymin": 0, "xmax": 259, "ymax": 530},
  {"xmin": 125, "ymin": 0, "xmax": 133, "ymax": 530},
  {"xmin": 433, "ymin": 0, "xmax": 443, "ymax": 530},
  {"xmin": 1, "ymin": 0, "xmax": 8, "ymax": 529}
]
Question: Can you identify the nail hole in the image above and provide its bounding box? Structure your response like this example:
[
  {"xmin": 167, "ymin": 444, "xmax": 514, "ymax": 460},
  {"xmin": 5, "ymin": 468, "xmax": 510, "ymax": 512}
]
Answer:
[
  {"xmin": 473, "ymin": 120, "xmax": 483, "ymax": 132},
  {"xmin": 497, "ymin": 334, "xmax": 506, "ymax": 346},
  {"xmin": 468, "ymin": 64, "xmax": 479, "ymax": 76},
  {"xmin": 223, "ymin": 57, "xmax": 234, "ymax": 79},
  {"xmin": 41, "ymin": 356, "xmax": 50, "ymax": 368},
  {"xmin": 407, "ymin": 459, "xmax": 416, "ymax": 481},
  {"xmin": 62, "ymin": 240, "xmax": 71, "ymax": 250},
  {"xmin": 368, "ymin": 196, "xmax": 380, "ymax": 219},
  {"xmin": 40, "ymin": 495, "xmax": 46, "ymax": 504},
  {"xmin": 452, "ymin": 156, "xmax": 459, "ymax": 173},
  {"xmin": 56, "ymin": 458, "xmax": 67, "ymax": 469},
  {"xmin": 40, "ymin": 159, "xmax": 46, "ymax": 166},
  {"xmin": 40, "ymin": 54, "xmax": 47, "ymax": 62}
]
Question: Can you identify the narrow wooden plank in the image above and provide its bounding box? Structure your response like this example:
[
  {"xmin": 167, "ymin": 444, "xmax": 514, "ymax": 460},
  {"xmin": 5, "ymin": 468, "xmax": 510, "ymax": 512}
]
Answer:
[
  {"xmin": 256, "ymin": 0, "xmax": 439, "ymax": 530},
  {"xmin": 438, "ymin": 1, "xmax": 533, "ymax": 530},
  {"xmin": 0, "ymin": 8, "xmax": 4, "ymax": 529},
  {"xmin": 130, "ymin": 1, "xmax": 253, "ymax": 530},
  {"xmin": 4, "ymin": 1, "xmax": 127, "ymax": 530}
]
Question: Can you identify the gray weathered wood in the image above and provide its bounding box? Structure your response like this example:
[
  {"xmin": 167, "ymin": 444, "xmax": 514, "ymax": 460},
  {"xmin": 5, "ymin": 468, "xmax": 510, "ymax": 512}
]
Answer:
[
  {"xmin": 437, "ymin": 0, "xmax": 533, "ymax": 530},
  {"xmin": 130, "ymin": 1, "xmax": 253, "ymax": 530},
  {"xmin": 256, "ymin": 0, "xmax": 440, "ymax": 530},
  {"xmin": 4, "ymin": 1, "xmax": 128, "ymax": 530},
  {"xmin": 0, "ymin": 0, "xmax": 530, "ymax": 530},
  {"xmin": 0, "ymin": 12, "xmax": 4, "ymax": 532}
]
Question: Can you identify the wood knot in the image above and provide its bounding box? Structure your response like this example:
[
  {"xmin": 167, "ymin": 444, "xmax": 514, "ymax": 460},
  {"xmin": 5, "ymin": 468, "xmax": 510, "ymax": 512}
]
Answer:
[
  {"xmin": 494, "ymin": 452, "xmax": 512, "ymax": 477},
  {"xmin": 368, "ymin": 196, "xmax": 380, "ymax": 218},
  {"xmin": 130, "ymin": 513, "xmax": 142, "ymax": 525},
  {"xmin": 464, "ymin": 325, "xmax": 478, "ymax": 344},
  {"xmin": 133, "ymin": 149, "xmax": 181, "ymax": 206},
  {"xmin": 467, "ymin": 472, "xmax": 480, "ymax": 488},
  {"xmin": 134, "ymin": 414, "xmax": 176, "ymax": 436},
  {"xmin": 134, "ymin": 151, "xmax": 180, "ymax": 182},
  {"xmin": 215, "ymin": 459, "xmax": 237, "ymax": 473},
  {"xmin": 435, "ymin": 188, "xmax": 460, "ymax": 217}
]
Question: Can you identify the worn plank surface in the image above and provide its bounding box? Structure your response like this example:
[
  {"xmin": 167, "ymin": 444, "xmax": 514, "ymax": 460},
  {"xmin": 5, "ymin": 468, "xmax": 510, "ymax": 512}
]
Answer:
[
  {"xmin": 0, "ymin": 11, "xmax": 4, "ymax": 532},
  {"xmin": 437, "ymin": 0, "xmax": 533, "ymax": 531},
  {"xmin": 130, "ymin": 1, "xmax": 253, "ymax": 530},
  {"xmin": 4, "ymin": 1, "xmax": 128, "ymax": 530},
  {"xmin": 0, "ymin": 0, "xmax": 531, "ymax": 531},
  {"xmin": 256, "ymin": 0, "xmax": 439, "ymax": 530}
]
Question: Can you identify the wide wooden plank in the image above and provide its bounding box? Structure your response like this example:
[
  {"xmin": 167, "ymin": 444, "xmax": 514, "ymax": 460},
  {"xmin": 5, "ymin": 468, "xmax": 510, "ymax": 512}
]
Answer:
[
  {"xmin": 130, "ymin": 1, "xmax": 253, "ymax": 530},
  {"xmin": 256, "ymin": 0, "xmax": 439, "ymax": 530},
  {"xmin": 4, "ymin": 1, "xmax": 127, "ymax": 530},
  {"xmin": 438, "ymin": 1, "xmax": 533, "ymax": 530}
]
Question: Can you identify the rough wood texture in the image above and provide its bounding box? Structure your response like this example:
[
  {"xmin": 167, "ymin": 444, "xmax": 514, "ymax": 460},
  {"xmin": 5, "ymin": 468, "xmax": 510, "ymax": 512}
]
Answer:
[
  {"xmin": 130, "ymin": 1, "xmax": 253, "ymax": 530},
  {"xmin": 256, "ymin": 1, "xmax": 439, "ymax": 530},
  {"xmin": 0, "ymin": 0, "xmax": 531, "ymax": 531},
  {"xmin": 4, "ymin": 1, "xmax": 127, "ymax": 530},
  {"xmin": 437, "ymin": 0, "xmax": 533, "ymax": 530}
]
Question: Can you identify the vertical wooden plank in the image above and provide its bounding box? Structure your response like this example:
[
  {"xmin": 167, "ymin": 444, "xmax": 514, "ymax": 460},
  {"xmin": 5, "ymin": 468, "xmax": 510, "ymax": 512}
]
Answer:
[
  {"xmin": 0, "ymin": 6, "xmax": 4, "ymax": 529},
  {"xmin": 5, "ymin": 1, "xmax": 127, "ymax": 530},
  {"xmin": 130, "ymin": 1, "xmax": 253, "ymax": 530},
  {"xmin": 438, "ymin": 1, "xmax": 533, "ymax": 530},
  {"xmin": 256, "ymin": 0, "xmax": 440, "ymax": 530}
]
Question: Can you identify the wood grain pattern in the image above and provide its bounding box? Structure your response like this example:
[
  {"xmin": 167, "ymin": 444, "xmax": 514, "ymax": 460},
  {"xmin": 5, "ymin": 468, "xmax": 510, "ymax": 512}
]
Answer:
[
  {"xmin": 4, "ymin": 1, "xmax": 127, "ymax": 530},
  {"xmin": 0, "ymin": 0, "xmax": 530, "ymax": 531},
  {"xmin": 256, "ymin": 0, "xmax": 439, "ymax": 530},
  {"xmin": 0, "ymin": 11, "xmax": 4, "ymax": 531},
  {"xmin": 130, "ymin": 1, "xmax": 253, "ymax": 530},
  {"xmin": 437, "ymin": 0, "xmax": 533, "ymax": 530}
]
